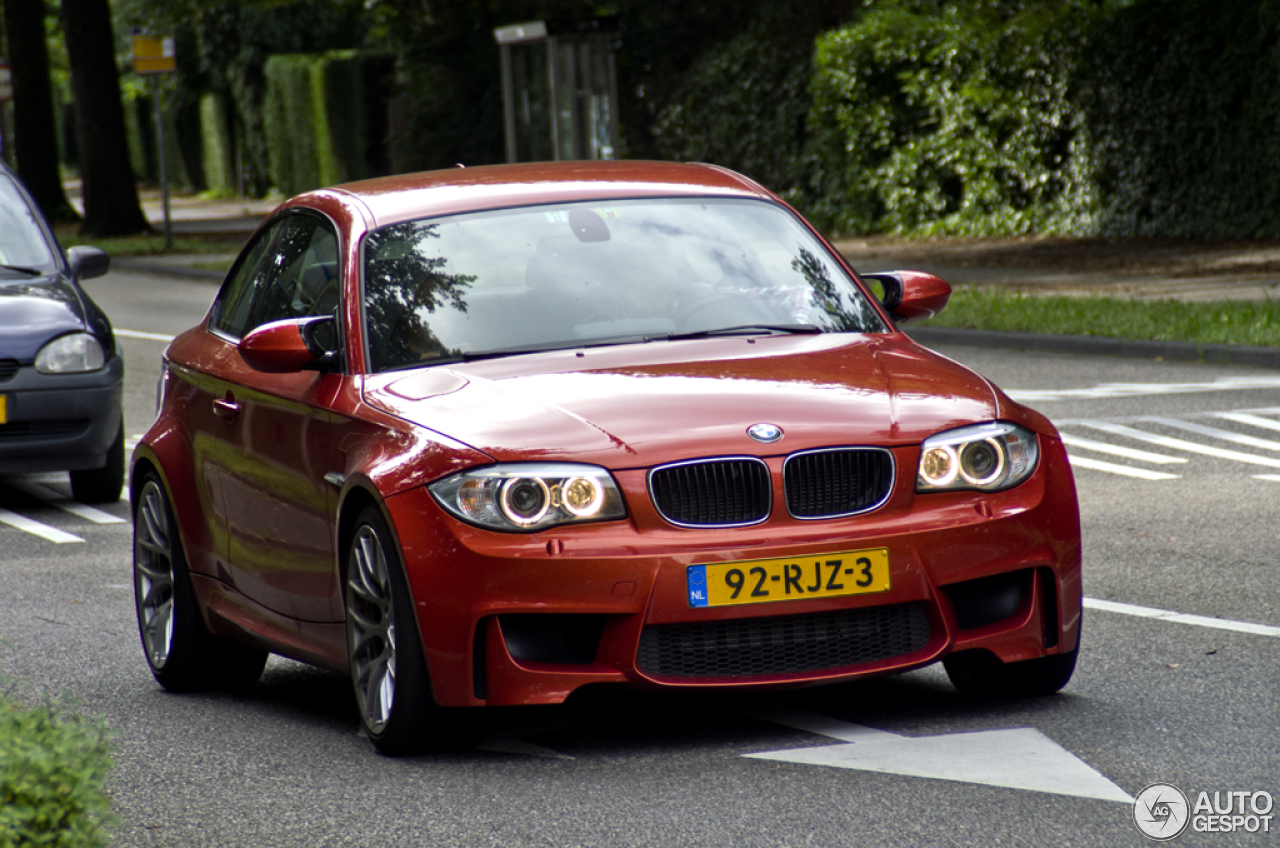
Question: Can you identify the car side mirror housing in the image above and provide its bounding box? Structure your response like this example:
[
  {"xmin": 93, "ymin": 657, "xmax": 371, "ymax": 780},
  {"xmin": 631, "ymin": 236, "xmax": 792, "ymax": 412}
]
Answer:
[
  {"xmin": 861, "ymin": 270, "xmax": 951, "ymax": 323},
  {"xmin": 239, "ymin": 316, "xmax": 338, "ymax": 373},
  {"xmin": 67, "ymin": 246, "xmax": 111, "ymax": 281}
]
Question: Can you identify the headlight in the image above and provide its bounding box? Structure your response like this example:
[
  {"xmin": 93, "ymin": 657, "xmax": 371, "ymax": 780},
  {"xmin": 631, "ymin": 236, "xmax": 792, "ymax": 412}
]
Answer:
[
  {"xmin": 430, "ymin": 463, "xmax": 626, "ymax": 532},
  {"xmin": 35, "ymin": 333, "xmax": 106, "ymax": 374},
  {"xmin": 917, "ymin": 422, "xmax": 1039, "ymax": 493}
]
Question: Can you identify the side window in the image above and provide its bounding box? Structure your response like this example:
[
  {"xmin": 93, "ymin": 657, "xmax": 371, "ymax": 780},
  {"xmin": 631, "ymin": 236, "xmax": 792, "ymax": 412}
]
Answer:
[
  {"xmin": 211, "ymin": 220, "xmax": 283, "ymax": 339},
  {"xmin": 210, "ymin": 214, "xmax": 341, "ymax": 340}
]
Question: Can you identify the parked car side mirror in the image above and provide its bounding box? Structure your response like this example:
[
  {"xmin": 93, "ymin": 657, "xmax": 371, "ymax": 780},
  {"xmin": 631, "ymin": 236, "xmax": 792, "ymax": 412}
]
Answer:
[
  {"xmin": 238, "ymin": 315, "xmax": 338, "ymax": 373},
  {"xmin": 861, "ymin": 270, "xmax": 952, "ymax": 323},
  {"xmin": 67, "ymin": 246, "xmax": 111, "ymax": 281}
]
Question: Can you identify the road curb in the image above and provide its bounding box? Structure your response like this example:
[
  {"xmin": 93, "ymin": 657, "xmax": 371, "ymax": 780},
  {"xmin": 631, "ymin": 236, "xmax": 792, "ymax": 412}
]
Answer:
[{"xmin": 905, "ymin": 326, "xmax": 1280, "ymax": 369}]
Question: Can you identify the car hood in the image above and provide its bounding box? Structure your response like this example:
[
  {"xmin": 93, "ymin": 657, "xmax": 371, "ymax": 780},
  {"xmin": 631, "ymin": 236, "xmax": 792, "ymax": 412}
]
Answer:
[
  {"xmin": 0, "ymin": 274, "xmax": 89, "ymax": 361},
  {"xmin": 364, "ymin": 334, "xmax": 1005, "ymax": 469}
]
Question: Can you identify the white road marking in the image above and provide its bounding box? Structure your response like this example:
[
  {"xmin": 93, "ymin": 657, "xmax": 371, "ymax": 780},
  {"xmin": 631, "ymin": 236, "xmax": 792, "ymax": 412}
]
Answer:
[
  {"xmin": 1066, "ymin": 454, "xmax": 1181, "ymax": 480},
  {"xmin": 1060, "ymin": 433, "xmax": 1187, "ymax": 464},
  {"xmin": 1147, "ymin": 417, "xmax": 1280, "ymax": 452},
  {"xmin": 11, "ymin": 481, "xmax": 126, "ymax": 524},
  {"xmin": 745, "ymin": 709, "xmax": 1133, "ymax": 803},
  {"xmin": 1080, "ymin": 421, "xmax": 1280, "ymax": 468},
  {"xmin": 1252, "ymin": 474, "xmax": 1280, "ymax": 482},
  {"xmin": 1084, "ymin": 598, "xmax": 1280, "ymax": 638},
  {"xmin": 116, "ymin": 328, "xmax": 175, "ymax": 342},
  {"xmin": 0, "ymin": 508, "xmax": 84, "ymax": 543},
  {"xmin": 1009, "ymin": 376, "xmax": 1280, "ymax": 402},
  {"xmin": 1215, "ymin": 411, "xmax": 1280, "ymax": 432}
]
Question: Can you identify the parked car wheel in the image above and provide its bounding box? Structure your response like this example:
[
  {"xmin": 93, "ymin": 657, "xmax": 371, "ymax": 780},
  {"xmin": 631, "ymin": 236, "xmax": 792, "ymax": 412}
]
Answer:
[
  {"xmin": 133, "ymin": 474, "xmax": 267, "ymax": 692},
  {"xmin": 71, "ymin": 420, "xmax": 125, "ymax": 503},
  {"xmin": 345, "ymin": 505, "xmax": 473, "ymax": 755}
]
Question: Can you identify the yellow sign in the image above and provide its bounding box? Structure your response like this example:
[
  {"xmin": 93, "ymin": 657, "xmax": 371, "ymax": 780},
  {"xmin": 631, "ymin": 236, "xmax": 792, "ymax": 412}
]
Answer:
[{"xmin": 133, "ymin": 35, "xmax": 176, "ymax": 74}]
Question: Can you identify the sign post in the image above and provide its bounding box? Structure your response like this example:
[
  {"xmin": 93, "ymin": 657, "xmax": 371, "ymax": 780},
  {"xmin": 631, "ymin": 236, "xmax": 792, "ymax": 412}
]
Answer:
[{"xmin": 131, "ymin": 34, "xmax": 176, "ymax": 248}]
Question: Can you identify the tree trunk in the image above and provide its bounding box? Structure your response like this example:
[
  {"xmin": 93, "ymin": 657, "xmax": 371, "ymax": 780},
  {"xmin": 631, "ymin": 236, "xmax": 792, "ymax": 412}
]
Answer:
[
  {"xmin": 59, "ymin": 0, "xmax": 150, "ymax": 235},
  {"xmin": 3, "ymin": 0, "xmax": 80, "ymax": 222}
]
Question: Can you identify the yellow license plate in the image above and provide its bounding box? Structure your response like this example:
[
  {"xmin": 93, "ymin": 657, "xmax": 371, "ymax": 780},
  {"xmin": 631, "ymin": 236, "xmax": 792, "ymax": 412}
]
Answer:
[
  {"xmin": 0, "ymin": 394, "xmax": 6, "ymax": 424},
  {"xmin": 687, "ymin": 548, "xmax": 890, "ymax": 608}
]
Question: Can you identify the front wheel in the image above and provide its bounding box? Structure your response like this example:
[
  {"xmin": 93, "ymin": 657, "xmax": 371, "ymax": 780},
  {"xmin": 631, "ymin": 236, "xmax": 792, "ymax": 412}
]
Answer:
[
  {"xmin": 133, "ymin": 474, "xmax": 267, "ymax": 691},
  {"xmin": 944, "ymin": 643, "xmax": 1078, "ymax": 699},
  {"xmin": 345, "ymin": 505, "xmax": 476, "ymax": 755}
]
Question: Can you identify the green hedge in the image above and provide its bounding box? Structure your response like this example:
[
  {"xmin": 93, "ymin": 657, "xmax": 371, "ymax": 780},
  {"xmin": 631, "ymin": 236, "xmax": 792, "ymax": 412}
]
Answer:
[
  {"xmin": 199, "ymin": 92, "xmax": 237, "ymax": 196},
  {"xmin": 651, "ymin": 18, "xmax": 821, "ymax": 202},
  {"xmin": 264, "ymin": 51, "xmax": 391, "ymax": 197},
  {"xmin": 1076, "ymin": 0, "xmax": 1280, "ymax": 238},
  {"xmin": 797, "ymin": 0, "xmax": 1280, "ymax": 238},
  {"xmin": 803, "ymin": 1, "xmax": 1099, "ymax": 236},
  {"xmin": 122, "ymin": 95, "xmax": 197, "ymax": 192},
  {"xmin": 0, "ymin": 693, "xmax": 116, "ymax": 848}
]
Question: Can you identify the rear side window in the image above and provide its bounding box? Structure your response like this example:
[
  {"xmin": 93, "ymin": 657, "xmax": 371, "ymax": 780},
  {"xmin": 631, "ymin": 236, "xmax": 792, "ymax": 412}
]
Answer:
[{"xmin": 211, "ymin": 214, "xmax": 340, "ymax": 340}]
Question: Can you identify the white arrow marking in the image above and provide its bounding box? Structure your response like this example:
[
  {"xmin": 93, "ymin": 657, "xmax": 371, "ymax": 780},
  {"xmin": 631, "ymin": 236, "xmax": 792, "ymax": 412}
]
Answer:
[{"xmin": 745, "ymin": 708, "xmax": 1133, "ymax": 804}]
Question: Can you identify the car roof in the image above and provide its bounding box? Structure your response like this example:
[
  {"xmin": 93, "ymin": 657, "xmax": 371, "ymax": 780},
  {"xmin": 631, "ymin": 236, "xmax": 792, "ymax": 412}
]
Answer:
[{"xmin": 312, "ymin": 160, "xmax": 777, "ymax": 229}]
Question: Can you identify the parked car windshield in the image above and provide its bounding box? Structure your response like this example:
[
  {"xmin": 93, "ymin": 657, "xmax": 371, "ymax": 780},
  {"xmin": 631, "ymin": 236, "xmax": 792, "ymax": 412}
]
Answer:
[
  {"xmin": 0, "ymin": 175, "xmax": 57, "ymax": 274},
  {"xmin": 361, "ymin": 197, "xmax": 888, "ymax": 372}
]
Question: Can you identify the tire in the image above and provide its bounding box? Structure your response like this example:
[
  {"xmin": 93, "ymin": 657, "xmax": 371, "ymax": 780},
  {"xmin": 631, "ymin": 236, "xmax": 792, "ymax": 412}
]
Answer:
[
  {"xmin": 71, "ymin": 419, "xmax": 125, "ymax": 503},
  {"xmin": 345, "ymin": 505, "xmax": 476, "ymax": 755},
  {"xmin": 944, "ymin": 641, "xmax": 1079, "ymax": 699},
  {"xmin": 133, "ymin": 474, "xmax": 267, "ymax": 692}
]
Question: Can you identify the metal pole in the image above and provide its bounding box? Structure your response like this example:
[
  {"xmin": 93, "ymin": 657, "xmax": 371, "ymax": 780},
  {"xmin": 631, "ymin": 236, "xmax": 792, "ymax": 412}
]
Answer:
[{"xmin": 152, "ymin": 76, "xmax": 172, "ymax": 249}]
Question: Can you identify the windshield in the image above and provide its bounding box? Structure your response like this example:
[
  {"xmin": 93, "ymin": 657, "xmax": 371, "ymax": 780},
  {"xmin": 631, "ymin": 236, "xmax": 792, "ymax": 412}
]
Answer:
[
  {"xmin": 361, "ymin": 196, "xmax": 887, "ymax": 372},
  {"xmin": 0, "ymin": 176, "xmax": 57, "ymax": 273}
]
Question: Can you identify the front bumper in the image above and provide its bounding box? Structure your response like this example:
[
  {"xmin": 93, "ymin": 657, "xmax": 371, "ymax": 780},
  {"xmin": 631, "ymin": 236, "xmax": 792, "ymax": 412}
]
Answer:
[
  {"xmin": 0, "ymin": 359, "xmax": 124, "ymax": 473},
  {"xmin": 386, "ymin": 439, "xmax": 1082, "ymax": 707}
]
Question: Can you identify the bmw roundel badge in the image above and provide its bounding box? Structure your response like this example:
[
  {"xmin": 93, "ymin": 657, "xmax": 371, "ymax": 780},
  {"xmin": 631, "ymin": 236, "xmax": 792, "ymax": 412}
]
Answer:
[{"xmin": 748, "ymin": 423, "xmax": 784, "ymax": 444}]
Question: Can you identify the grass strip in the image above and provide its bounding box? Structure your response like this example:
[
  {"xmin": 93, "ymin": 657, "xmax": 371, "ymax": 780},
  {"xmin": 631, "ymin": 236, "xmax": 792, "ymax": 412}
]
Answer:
[
  {"xmin": 919, "ymin": 287, "xmax": 1280, "ymax": 348},
  {"xmin": 54, "ymin": 228, "xmax": 245, "ymax": 257}
]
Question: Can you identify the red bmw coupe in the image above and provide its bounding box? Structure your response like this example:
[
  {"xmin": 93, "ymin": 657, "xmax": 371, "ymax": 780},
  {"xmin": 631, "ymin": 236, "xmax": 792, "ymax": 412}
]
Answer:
[{"xmin": 131, "ymin": 161, "xmax": 1081, "ymax": 755}]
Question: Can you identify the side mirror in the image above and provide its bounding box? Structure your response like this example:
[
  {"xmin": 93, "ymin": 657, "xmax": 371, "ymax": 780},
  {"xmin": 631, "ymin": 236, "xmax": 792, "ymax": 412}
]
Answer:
[
  {"xmin": 239, "ymin": 315, "xmax": 338, "ymax": 373},
  {"xmin": 67, "ymin": 246, "xmax": 111, "ymax": 281},
  {"xmin": 861, "ymin": 270, "xmax": 951, "ymax": 323}
]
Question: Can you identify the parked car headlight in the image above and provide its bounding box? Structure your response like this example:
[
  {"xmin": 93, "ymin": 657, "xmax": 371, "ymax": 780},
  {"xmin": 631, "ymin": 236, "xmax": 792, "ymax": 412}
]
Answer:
[
  {"xmin": 430, "ymin": 463, "xmax": 627, "ymax": 532},
  {"xmin": 917, "ymin": 422, "xmax": 1039, "ymax": 493},
  {"xmin": 35, "ymin": 333, "xmax": 106, "ymax": 374}
]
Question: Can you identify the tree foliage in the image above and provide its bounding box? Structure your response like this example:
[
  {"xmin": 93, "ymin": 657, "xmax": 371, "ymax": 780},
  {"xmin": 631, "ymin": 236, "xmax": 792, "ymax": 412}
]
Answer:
[{"xmin": 802, "ymin": 0, "xmax": 1100, "ymax": 235}]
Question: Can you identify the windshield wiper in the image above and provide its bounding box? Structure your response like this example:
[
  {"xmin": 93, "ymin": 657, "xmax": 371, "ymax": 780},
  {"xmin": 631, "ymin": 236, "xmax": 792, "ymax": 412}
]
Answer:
[
  {"xmin": 665, "ymin": 323, "xmax": 823, "ymax": 341},
  {"xmin": 440, "ymin": 335, "xmax": 654, "ymax": 363},
  {"xmin": 0, "ymin": 264, "xmax": 42, "ymax": 277}
]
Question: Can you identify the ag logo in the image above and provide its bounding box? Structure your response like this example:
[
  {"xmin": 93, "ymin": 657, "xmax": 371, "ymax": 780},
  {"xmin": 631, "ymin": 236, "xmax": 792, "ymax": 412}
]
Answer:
[{"xmin": 1134, "ymin": 783, "xmax": 1190, "ymax": 841}]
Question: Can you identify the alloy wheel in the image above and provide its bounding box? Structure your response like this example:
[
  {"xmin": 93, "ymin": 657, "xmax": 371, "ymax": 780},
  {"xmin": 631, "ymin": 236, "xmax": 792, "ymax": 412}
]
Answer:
[
  {"xmin": 134, "ymin": 479, "xmax": 176, "ymax": 670},
  {"xmin": 347, "ymin": 523, "xmax": 398, "ymax": 734}
]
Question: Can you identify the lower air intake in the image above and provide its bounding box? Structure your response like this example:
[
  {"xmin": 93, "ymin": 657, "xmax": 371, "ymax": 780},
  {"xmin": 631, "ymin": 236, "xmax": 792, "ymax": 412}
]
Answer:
[{"xmin": 636, "ymin": 602, "xmax": 930, "ymax": 678}]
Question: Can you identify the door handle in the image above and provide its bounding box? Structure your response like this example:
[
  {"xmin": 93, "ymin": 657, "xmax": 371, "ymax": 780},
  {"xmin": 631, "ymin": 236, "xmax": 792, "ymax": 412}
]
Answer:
[{"xmin": 213, "ymin": 396, "xmax": 241, "ymax": 421}]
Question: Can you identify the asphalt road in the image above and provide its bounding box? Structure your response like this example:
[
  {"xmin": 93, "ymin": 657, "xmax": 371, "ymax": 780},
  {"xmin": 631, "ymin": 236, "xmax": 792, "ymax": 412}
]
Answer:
[{"xmin": 0, "ymin": 269, "xmax": 1276, "ymax": 847}]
